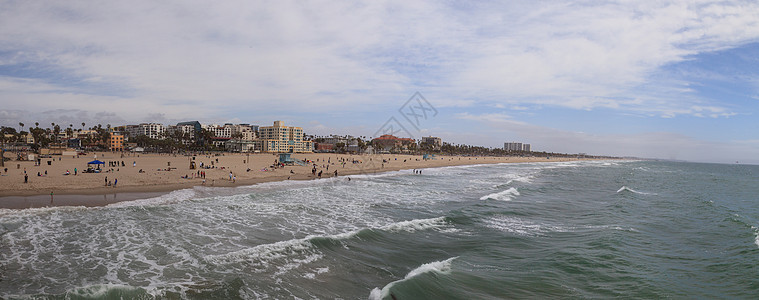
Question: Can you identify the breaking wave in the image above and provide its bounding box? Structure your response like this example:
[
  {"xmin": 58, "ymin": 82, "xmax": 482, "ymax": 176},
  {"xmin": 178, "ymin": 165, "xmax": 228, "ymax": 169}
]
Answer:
[
  {"xmin": 369, "ymin": 257, "xmax": 458, "ymax": 300},
  {"xmin": 480, "ymin": 187, "xmax": 520, "ymax": 201}
]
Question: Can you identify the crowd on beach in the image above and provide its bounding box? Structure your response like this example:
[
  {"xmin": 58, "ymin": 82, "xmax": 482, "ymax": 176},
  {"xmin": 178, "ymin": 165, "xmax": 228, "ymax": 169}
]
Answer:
[{"xmin": 0, "ymin": 151, "xmax": 586, "ymax": 197}]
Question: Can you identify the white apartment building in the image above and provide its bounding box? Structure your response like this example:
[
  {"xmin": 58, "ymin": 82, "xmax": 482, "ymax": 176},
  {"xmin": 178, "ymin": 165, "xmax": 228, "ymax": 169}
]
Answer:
[
  {"xmin": 230, "ymin": 124, "xmax": 256, "ymax": 141},
  {"xmin": 126, "ymin": 123, "xmax": 165, "ymax": 140},
  {"xmin": 504, "ymin": 142, "xmax": 523, "ymax": 152},
  {"xmin": 504, "ymin": 142, "xmax": 531, "ymax": 152},
  {"xmin": 258, "ymin": 121, "xmax": 313, "ymax": 153},
  {"xmin": 204, "ymin": 124, "xmax": 232, "ymax": 138}
]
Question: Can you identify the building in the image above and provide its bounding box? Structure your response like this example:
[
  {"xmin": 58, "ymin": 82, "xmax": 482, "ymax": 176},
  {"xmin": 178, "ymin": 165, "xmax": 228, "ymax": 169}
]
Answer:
[
  {"xmin": 126, "ymin": 123, "xmax": 165, "ymax": 140},
  {"xmin": 371, "ymin": 134, "xmax": 415, "ymax": 152},
  {"xmin": 318, "ymin": 135, "xmax": 353, "ymax": 145},
  {"xmin": 230, "ymin": 124, "xmax": 257, "ymax": 141},
  {"xmin": 420, "ymin": 136, "xmax": 442, "ymax": 150},
  {"xmin": 75, "ymin": 129, "xmax": 98, "ymax": 139},
  {"xmin": 257, "ymin": 121, "xmax": 313, "ymax": 153},
  {"xmin": 167, "ymin": 121, "xmax": 202, "ymax": 146},
  {"xmin": 226, "ymin": 139, "xmax": 257, "ymax": 152},
  {"xmin": 2, "ymin": 133, "xmax": 34, "ymax": 145},
  {"xmin": 315, "ymin": 143, "xmax": 335, "ymax": 152},
  {"xmin": 176, "ymin": 121, "xmax": 202, "ymax": 133},
  {"xmin": 209, "ymin": 137, "xmax": 231, "ymax": 148},
  {"xmin": 204, "ymin": 124, "xmax": 232, "ymax": 138},
  {"xmin": 109, "ymin": 133, "xmax": 124, "ymax": 151},
  {"xmin": 504, "ymin": 142, "xmax": 523, "ymax": 152},
  {"xmin": 68, "ymin": 138, "xmax": 81, "ymax": 149},
  {"xmin": 504, "ymin": 142, "xmax": 531, "ymax": 152}
]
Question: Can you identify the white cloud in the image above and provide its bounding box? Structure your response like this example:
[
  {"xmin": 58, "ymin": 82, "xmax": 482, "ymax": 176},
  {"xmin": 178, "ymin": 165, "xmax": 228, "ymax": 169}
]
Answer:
[
  {"xmin": 1, "ymin": 0, "xmax": 758, "ymax": 162},
  {"xmin": 2, "ymin": 1, "xmax": 758, "ymax": 123}
]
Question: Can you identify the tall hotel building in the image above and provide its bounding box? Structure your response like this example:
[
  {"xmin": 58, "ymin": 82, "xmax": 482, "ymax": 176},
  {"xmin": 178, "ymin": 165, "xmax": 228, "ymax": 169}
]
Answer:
[{"xmin": 257, "ymin": 121, "xmax": 313, "ymax": 153}]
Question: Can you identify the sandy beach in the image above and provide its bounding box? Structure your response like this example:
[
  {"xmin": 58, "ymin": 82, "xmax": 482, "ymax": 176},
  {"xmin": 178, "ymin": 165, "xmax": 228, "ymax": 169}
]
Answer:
[{"xmin": 0, "ymin": 151, "xmax": 586, "ymax": 207}]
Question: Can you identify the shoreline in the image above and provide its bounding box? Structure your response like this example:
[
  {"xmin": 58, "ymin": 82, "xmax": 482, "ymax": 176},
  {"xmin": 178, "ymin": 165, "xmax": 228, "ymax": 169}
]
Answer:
[{"xmin": 0, "ymin": 153, "xmax": 601, "ymax": 209}]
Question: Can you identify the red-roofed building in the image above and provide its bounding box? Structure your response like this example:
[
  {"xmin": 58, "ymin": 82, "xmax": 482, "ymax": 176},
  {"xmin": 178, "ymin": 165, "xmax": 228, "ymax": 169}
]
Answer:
[{"xmin": 371, "ymin": 134, "xmax": 415, "ymax": 152}]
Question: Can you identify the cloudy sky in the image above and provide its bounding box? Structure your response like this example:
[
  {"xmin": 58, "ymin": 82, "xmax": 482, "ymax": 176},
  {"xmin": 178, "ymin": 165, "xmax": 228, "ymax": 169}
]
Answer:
[{"xmin": 1, "ymin": 1, "xmax": 759, "ymax": 163}]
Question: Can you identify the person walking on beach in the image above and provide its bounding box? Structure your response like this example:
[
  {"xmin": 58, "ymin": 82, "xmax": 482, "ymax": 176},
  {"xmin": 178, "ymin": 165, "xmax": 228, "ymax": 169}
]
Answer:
[
  {"xmin": 24, "ymin": 174, "xmax": 28, "ymax": 183},
  {"xmin": 114, "ymin": 178, "xmax": 118, "ymax": 187},
  {"xmin": 105, "ymin": 176, "xmax": 108, "ymax": 186},
  {"xmin": 74, "ymin": 168, "xmax": 77, "ymax": 175}
]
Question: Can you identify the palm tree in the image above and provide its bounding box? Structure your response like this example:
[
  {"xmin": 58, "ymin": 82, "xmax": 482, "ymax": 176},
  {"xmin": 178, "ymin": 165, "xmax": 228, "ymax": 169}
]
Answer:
[
  {"xmin": 81, "ymin": 122, "xmax": 85, "ymax": 131},
  {"xmin": 19, "ymin": 122, "xmax": 24, "ymax": 133},
  {"xmin": 53, "ymin": 124, "xmax": 61, "ymax": 143},
  {"xmin": 35, "ymin": 122, "xmax": 39, "ymax": 128}
]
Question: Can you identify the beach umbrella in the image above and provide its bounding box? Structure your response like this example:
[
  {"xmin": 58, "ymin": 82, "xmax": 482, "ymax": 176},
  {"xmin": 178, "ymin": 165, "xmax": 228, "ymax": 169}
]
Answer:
[{"xmin": 87, "ymin": 160, "xmax": 105, "ymax": 165}]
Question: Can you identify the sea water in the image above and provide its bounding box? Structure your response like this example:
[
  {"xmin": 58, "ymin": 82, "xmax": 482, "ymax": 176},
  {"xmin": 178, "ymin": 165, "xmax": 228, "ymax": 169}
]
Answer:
[{"xmin": 1, "ymin": 160, "xmax": 759, "ymax": 299}]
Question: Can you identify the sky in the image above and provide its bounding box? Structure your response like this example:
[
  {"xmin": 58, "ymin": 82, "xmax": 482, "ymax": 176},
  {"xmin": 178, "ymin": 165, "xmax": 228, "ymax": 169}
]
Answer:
[{"xmin": 1, "ymin": 1, "xmax": 759, "ymax": 164}]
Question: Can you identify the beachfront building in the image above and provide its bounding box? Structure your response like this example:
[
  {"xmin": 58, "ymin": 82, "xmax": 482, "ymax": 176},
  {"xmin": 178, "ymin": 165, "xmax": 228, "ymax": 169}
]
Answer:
[
  {"xmin": 74, "ymin": 129, "xmax": 98, "ymax": 139},
  {"xmin": 420, "ymin": 136, "xmax": 442, "ymax": 150},
  {"xmin": 315, "ymin": 143, "xmax": 335, "ymax": 152},
  {"xmin": 257, "ymin": 121, "xmax": 313, "ymax": 153},
  {"xmin": 126, "ymin": 123, "xmax": 165, "ymax": 140},
  {"xmin": 2, "ymin": 133, "xmax": 34, "ymax": 146},
  {"xmin": 109, "ymin": 133, "xmax": 124, "ymax": 151},
  {"xmin": 317, "ymin": 135, "xmax": 353, "ymax": 145},
  {"xmin": 230, "ymin": 124, "xmax": 257, "ymax": 141},
  {"xmin": 504, "ymin": 142, "xmax": 523, "ymax": 152},
  {"xmin": 204, "ymin": 124, "xmax": 232, "ymax": 138},
  {"xmin": 371, "ymin": 134, "xmax": 416, "ymax": 152},
  {"xmin": 68, "ymin": 138, "xmax": 81, "ymax": 149},
  {"xmin": 166, "ymin": 121, "xmax": 201, "ymax": 146},
  {"xmin": 226, "ymin": 139, "xmax": 257, "ymax": 152},
  {"xmin": 504, "ymin": 142, "xmax": 531, "ymax": 152},
  {"xmin": 204, "ymin": 123, "xmax": 257, "ymax": 141}
]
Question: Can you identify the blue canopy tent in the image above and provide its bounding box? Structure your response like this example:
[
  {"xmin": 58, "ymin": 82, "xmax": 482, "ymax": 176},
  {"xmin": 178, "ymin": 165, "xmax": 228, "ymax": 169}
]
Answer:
[{"xmin": 87, "ymin": 160, "xmax": 105, "ymax": 172}]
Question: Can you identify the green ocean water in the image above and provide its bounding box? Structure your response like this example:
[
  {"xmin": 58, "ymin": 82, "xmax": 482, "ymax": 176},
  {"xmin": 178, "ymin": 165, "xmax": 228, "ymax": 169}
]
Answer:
[{"xmin": 1, "ymin": 160, "xmax": 758, "ymax": 299}]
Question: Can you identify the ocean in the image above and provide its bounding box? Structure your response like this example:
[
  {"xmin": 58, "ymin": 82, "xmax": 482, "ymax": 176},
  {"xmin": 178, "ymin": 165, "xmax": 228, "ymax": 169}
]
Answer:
[{"xmin": 1, "ymin": 160, "xmax": 759, "ymax": 299}]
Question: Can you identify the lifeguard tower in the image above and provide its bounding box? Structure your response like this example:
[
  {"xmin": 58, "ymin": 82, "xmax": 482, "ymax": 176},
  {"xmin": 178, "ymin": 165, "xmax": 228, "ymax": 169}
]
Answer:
[
  {"xmin": 279, "ymin": 153, "xmax": 306, "ymax": 166},
  {"xmin": 279, "ymin": 153, "xmax": 292, "ymax": 165}
]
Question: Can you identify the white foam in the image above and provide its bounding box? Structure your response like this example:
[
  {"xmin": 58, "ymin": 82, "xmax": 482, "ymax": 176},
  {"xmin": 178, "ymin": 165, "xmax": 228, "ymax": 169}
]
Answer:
[
  {"xmin": 616, "ymin": 186, "xmax": 656, "ymax": 195},
  {"xmin": 67, "ymin": 284, "xmax": 143, "ymax": 298},
  {"xmin": 369, "ymin": 257, "xmax": 458, "ymax": 300},
  {"xmin": 106, "ymin": 188, "xmax": 197, "ymax": 208},
  {"xmin": 480, "ymin": 187, "xmax": 520, "ymax": 201},
  {"xmin": 205, "ymin": 236, "xmax": 313, "ymax": 265},
  {"xmin": 752, "ymin": 225, "xmax": 759, "ymax": 248},
  {"xmin": 379, "ymin": 217, "xmax": 448, "ymax": 233},
  {"xmin": 404, "ymin": 256, "xmax": 456, "ymax": 279},
  {"xmin": 205, "ymin": 217, "xmax": 449, "ymax": 266},
  {"xmin": 482, "ymin": 216, "xmax": 558, "ymax": 236}
]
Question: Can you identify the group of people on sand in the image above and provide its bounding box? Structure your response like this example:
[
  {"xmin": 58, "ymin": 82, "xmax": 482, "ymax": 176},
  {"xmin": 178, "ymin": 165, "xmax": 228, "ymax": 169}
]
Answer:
[{"xmin": 104, "ymin": 176, "xmax": 118, "ymax": 187}]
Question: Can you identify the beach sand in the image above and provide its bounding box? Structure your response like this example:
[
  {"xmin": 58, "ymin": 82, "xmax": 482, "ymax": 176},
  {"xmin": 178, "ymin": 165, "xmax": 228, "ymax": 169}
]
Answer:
[{"xmin": 0, "ymin": 151, "xmax": 584, "ymax": 208}]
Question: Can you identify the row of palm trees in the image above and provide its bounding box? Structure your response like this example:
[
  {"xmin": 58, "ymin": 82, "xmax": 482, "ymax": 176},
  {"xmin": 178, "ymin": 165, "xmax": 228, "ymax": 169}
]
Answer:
[{"xmin": 2, "ymin": 121, "xmax": 113, "ymax": 151}]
